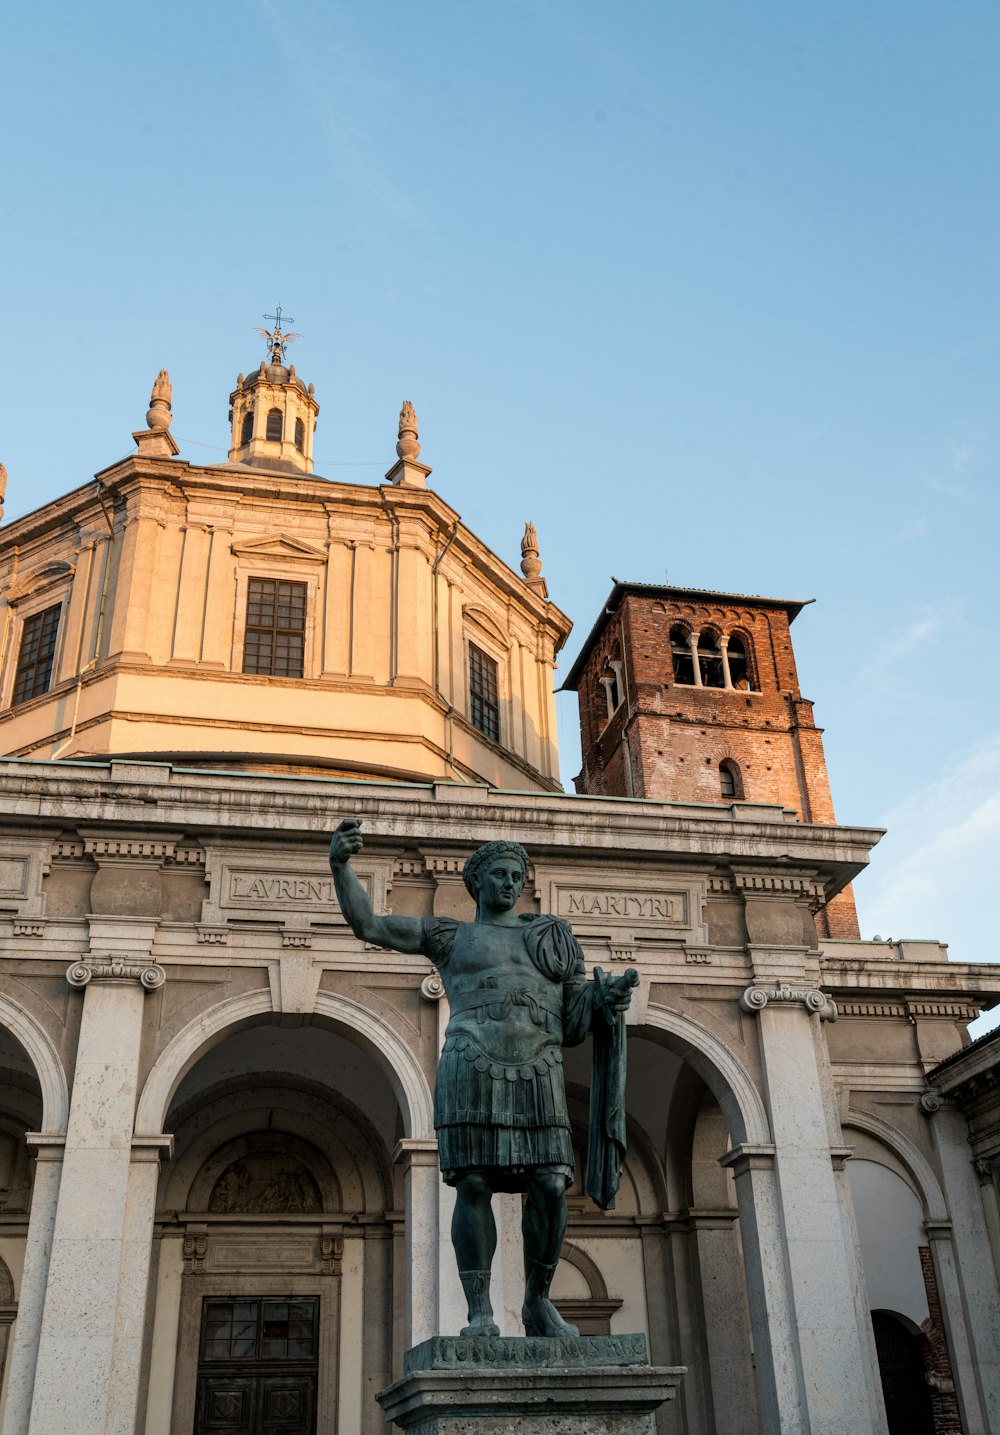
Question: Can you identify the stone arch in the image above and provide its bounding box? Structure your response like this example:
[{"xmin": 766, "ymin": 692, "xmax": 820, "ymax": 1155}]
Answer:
[
  {"xmin": 462, "ymin": 605, "xmax": 511, "ymax": 651},
  {"xmin": 162, "ymin": 1073, "xmax": 393, "ymax": 1215},
  {"xmin": 0, "ymin": 993, "xmax": 69, "ymax": 1132},
  {"xmin": 559, "ymin": 1241, "xmax": 613, "ymax": 1303},
  {"xmin": 552, "ymin": 1241, "xmax": 624, "ymax": 1335},
  {"xmin": 135, "ymin": 988, "xmax": 434, "ymax": 1141},
  {"xmin": 842, "ymin": 1109, "xmax": 949, "ymax": 1223},
  {"xmin": 642, "ymin": 1003, "xmax": 771, "ymax": 1147}
]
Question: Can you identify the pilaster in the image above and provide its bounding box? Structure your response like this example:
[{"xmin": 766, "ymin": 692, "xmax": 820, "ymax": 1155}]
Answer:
[
  {"xmin": 394, "ymin": 1139, "xmax": 443, "ymax": 1347},
  {"xmin": 732, "ymin": 980, "xmax": 889, "ymax": 1434},
  {"xmin": 25, "ymin": 947, "xmax": 166, "ymax": 1435}
]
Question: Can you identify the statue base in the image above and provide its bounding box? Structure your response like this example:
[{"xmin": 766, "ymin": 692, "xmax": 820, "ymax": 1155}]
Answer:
[{"xmin": 377, "ymin": 1334, "xmax": 685, "ymax": 1431}]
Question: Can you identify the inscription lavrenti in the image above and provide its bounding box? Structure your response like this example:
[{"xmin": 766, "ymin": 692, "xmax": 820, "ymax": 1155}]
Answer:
[
  {"xmin": 224, "ymin": 868, "xmax": 370, "ymax": 911},
  {"xmin": 231, "ymin": 873, "xmax": 336, "ymax": 904}
]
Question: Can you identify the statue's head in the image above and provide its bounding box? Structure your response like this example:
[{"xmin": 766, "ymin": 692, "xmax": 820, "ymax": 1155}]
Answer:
[{"xmin": 462, "ymin": 841, "xmax": 530, "ymax": 902}]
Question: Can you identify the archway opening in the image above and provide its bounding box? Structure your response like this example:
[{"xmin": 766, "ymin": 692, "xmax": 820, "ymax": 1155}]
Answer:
[
  {"xmin": 871, "ymin": 1311, "xmax": 934, "ymax": 1435},
  {"xmin": 150, "ymin": 1020, "xmax": 407, "ymax": 1435}
]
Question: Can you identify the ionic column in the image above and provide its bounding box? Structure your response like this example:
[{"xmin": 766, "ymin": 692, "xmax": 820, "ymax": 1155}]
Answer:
[
  {"xmin": 0, "ymin": 1140, "xmax": 65, "ymax": 1435},
  {"xmin": 26, "ymin": 952, "xmax": 166, "ymax": 1435},
  {"xmin": 687, "ymin": 631, "xmax": 703, "ymax": 686}
]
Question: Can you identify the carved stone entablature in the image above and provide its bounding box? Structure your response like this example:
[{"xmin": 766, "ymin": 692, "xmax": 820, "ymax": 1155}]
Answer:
[
  {"xmin": 0, "ymin": 842, "xmax": 50, "ymax": 919},
  {"xmin": 422, "ymin": 855, "xmax": 465, "ymax": 878},
  {"xmin": 12, "ymin": 920, "xmax": 45, "ymax": 938},
  {"xmin": 66, "ymin": 958, "xmax": 166, "ymax": 991},
  {"xmin": 81, "ymin": 834, "xmax": 184, "ymax": 862},
  {"xmin": 836, "ymin": 1000, "xmax": 907, "ymax": 1019},
  {"xmin": 199, "ymin": 846, "xmax": 388, "ymax": 930},
  {"xmin": 731, "ymin": 870, "xmax": 826, "ymax": 902},
  {"xmin": 905, "ymin": 999, "xmax": 981, "ymax": 1021},
  {"xmin": 708, "ymin": 876, "xmax": 734, "ymax": 894},
  {"xmin": 740, "ymin": 982, "xmax": 837, "ymax": 1021},
  {"xmin": 321, "ymin": 1233, "xmax": 345, "ymax": 1276},
  {"xmin": 282, "ymin": 932, "xmax": 313, "ymax": 949},
  {"xmin": 183, "ymin": 1232, "xmax": 208, "ymax": 1275},
  {"xmin": 197, "ymin": 927, "xmax": 229, "ymax": 945},
  {"xmin": 684, "ymin": 947, "xmax": 713, "ymax": 966},
  {"xmin": 609, "ymin": 944, "xmax": 636, "ymax": 964},
  {"xmin": 394, "ymin": 857, "xmax": 427, "ymax": 878},
  {"xmin": 420, "ymin": 969, "xmax": 445, "ymax": 1002},
  {"xmin": 536, "ymin": 869, "xmax": 708, "ymax": 947}
]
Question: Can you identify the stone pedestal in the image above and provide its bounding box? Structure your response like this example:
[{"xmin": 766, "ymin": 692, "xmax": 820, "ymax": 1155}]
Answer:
[{"xmin": 377, "ymin": 1334, "xmax": 684, "ymax": 1432}]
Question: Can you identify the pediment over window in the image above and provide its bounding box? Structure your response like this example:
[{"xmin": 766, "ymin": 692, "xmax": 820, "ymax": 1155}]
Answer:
[
  {"xmin": 231, "ymin": 533, "xmax": 326, "ymax": 564},
  {"xmin": 7, "ymin": 559, "xmax": 75, "ymax": 602},
  {"xmin": 463, "ymin": 604, "xmax": 511, "ymax": 650}
]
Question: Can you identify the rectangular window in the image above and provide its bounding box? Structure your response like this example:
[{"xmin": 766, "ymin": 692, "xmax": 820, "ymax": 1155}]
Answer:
[
  {"xmin": 243, "ymin": 578, "xmax": 307, "ymax": 678},
  {"xmin": 12, "ymin": 605, "xmax": 61, "ymax": 705},
  {"xmin": 469, "ymin": 642, "xmax": 500, "ymax": 742}
]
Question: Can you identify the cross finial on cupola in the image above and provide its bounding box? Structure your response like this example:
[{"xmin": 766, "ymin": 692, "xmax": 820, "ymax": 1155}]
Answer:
[{"xmin": 254, "ymin": 305, "xmax": 302, "ymax": 365}]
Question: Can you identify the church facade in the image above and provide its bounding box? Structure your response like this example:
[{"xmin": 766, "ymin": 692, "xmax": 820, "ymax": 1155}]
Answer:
[{"xmin": 0, "ymin": 338, "xmax": 997, "ymax": 1435}]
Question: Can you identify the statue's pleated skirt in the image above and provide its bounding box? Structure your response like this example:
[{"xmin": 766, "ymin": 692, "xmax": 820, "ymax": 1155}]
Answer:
[{"xmin": 435, "ymin": 1034, "xmax": 574, "ymax": 1187}]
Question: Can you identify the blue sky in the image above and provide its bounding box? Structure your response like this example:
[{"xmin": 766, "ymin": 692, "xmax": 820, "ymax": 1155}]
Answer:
[{"xmin": 3, "ymin": 2, "xmax": 998, "ymax": 1015}]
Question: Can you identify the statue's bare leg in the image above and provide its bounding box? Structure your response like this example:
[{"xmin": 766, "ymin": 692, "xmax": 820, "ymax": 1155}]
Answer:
[
  {"xmin": 452, "ymin": 1171, "xmax": 500, "ymax": 1337},
  {"xmin": 521, "ymin": 1167, "xmax": 579, "ymax": 1337}
]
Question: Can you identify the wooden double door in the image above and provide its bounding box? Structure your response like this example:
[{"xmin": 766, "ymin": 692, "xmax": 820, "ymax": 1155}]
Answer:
[{"xmin": 194, "ymin": 1297, "xmax": 319, "ymax": 1435}]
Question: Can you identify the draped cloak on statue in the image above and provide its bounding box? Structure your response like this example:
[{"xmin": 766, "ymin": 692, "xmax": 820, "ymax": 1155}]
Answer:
[{"xmin": 421, "ymin": 912, "xmax": 628, "ymax": 1209}]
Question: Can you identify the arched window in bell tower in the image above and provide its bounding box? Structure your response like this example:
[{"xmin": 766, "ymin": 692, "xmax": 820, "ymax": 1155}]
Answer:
[
  {"xmin": 669, "ymin": 625, "xmax": 695, "ymax": 684},
  {"xmin": 727, "ymin": 633, "xmax": 753, "ymax": 691},
  {"xmin": 720, "ymin": 759, "xmax": 743, "ymax": 800},
  {"xmin": 294, "ymin": 417, "xmax": 305, "ymax": 451},
  {"xmin": 240, "ymin": 411, "xmax": 253, "ymax": 446},
  {"xmin": 266, "ymin": 408, "xmax": 283, "ymax": 442},
  {"xmin": 698, "ymin": 630, "xmax": 725, "ymax": 688}
]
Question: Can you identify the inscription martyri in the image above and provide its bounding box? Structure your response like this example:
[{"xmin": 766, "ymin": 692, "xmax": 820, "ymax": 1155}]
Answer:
[
  {"xmin": 558, "ymin": 888, "xmax": 688, "ymax": 924},
  {"xmin": 223, "ymin": 868, "xmax": 371, "ymax": 913}
]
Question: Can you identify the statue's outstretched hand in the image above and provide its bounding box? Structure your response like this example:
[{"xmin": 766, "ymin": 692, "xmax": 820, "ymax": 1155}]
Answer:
[
  {"xmin": 330, "ymin": 817, "xmax": 364, "ymax": 868},
  {"xmin": 604, "ymin": 968, "xmax": 640, "ymax": 1014}
]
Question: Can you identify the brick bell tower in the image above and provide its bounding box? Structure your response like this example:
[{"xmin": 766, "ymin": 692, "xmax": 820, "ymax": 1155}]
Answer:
[{"xmin": 563, "ymin": 581, "xmax": 860, "ymax": 938}]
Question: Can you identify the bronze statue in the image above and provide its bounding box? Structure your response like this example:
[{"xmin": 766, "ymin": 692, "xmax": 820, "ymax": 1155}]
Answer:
[{"xmin": 329, "ymin": 818, "xmax": 638, "ymax": 1339}]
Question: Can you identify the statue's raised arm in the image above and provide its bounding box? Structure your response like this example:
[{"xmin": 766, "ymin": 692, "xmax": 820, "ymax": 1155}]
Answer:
[{"xmin": 329, "ymin": 818, "xmax": 427, "ymax": 956}]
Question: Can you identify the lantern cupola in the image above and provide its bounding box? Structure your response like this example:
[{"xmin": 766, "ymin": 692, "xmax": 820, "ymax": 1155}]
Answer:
[{"xmin": 228, "ymin": 308, "xmax": 319, "ymax": 474}]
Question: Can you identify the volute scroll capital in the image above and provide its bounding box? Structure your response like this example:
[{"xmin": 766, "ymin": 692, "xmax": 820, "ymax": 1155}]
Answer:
[{"xmin": 67, "ymin": 957, "xmax": 166, "ymax": 990}]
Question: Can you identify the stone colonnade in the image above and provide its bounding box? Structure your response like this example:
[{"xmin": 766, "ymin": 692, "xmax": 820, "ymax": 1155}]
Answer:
[{"xmin": 0, "ymin": 972, "xmax": 994, "ymax": 1434}]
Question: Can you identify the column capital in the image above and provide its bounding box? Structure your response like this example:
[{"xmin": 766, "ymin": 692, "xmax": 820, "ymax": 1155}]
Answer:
[
  {"xmin": 740, "ymin": 981, "xmax": 836, "ymax": 1021},
  {"xmin": 67, "ymin": 957, "xmax": 166, "ymax": 991},
  {"xmin": 393, "ymin": 1137, "xmax": 439, "ymax": 1172},
  {"xmin": 131, "ymin": 1134, "xmax": 174, "ymax": 1162},
  {"xmin": 25, "ymin": 1132, "xmax": 67, "ymax": 1161},
  {"xmin": 719, "ymin": 1143, "xmax": 776, "ymax": 1177}
]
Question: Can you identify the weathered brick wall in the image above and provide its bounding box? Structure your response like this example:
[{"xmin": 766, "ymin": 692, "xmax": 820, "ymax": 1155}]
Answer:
[
  {"xmin": 572, "ymin": 590, "xmax": 860, "ymax": 935},
  {"xmin": 918, "ymin": 1246, "xmax": 963, "ymax": 1434}
]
